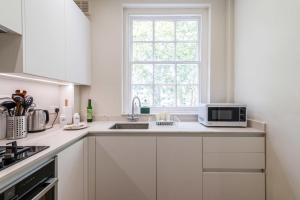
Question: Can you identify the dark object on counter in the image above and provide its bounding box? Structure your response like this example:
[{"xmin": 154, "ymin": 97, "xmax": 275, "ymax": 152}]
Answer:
[
  {"xmin": 22, "ymin": 95, "xmax": 34, "ymax": 115},
  {"xmin": 46, "ymin": 108, "xmax": 60, "ymax": 130},
  {"xmin": 140, "ymin": 106, "xmax": 150, "ymax": 114},
  {"xmin": 0, "ymin": 101, "xmax": 16, "ymax": 116},
  {"xmin": 87, "ymin": 99, "xmax": 93, "ymax": 123},
  {"xmin": 27, "ymin": 109, "xmax": 50, "ymax": 133},
  {"xmin": 198, "ymin": 103, "xmax": 247, "ymax": 127},
  {"xmin": 12, "ymin": 94, "xmax": 24, "ymax": 116},
  {"xmin": 11, "ymin": 90, "xmax": 33, "ymax": 116},
  {"xmin": 0, "ymin": 141, "xmax": 49, "ymax": 171}
]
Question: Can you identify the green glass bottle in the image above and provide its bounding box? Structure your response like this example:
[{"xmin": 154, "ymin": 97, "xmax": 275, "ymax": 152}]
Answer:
[{"xmin": 87, "ymin": 99, "xmax": 93, "ymax": 123}]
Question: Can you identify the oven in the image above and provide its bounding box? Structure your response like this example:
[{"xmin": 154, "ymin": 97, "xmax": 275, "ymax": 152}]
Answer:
[{"xmin": 0, "ymin": 158, "xmax": 57, "ymax": 200}]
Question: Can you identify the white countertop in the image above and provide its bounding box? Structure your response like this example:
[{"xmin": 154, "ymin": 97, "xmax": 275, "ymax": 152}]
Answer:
[
  {"xmin": 88, "ymin": 121, "xmax": 264, "ymax": 135},
  {"xmin": 0, "ymin": 121, "xmax": 265, "ymax": 188}
]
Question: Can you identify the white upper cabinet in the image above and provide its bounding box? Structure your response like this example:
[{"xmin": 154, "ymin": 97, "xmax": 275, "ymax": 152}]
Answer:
[
  {"xmin": 0, "ymin": 0, "xmax": 22, "ymax": 34},
  {"xmin": 65, "ymin": 0, "xmax": 91, "ymax": 85},
  {"xmin": 0, "ymin": 0, "xmax": 91, "ymax": 85},
  {"xmin": 23, "ymin": 0, "xmax": 66, "ymax": 80}
]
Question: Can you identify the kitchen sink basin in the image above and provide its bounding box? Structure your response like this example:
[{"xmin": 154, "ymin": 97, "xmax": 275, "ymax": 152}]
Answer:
[{"xmin": 109, "ymin": 123, "xmax": 149, "ymax": 130}]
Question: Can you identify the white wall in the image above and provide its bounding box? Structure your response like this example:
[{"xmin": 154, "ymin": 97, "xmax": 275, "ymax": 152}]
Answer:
[
  {"xmin": 0, "ymin": 76, "xmax": 80, "ymax": 129},
  {"xmin": 80, "ymin": 0, "xmax": 232, "ymax": 118},
  {"xmin": 0, "ymin": 77, "xmax": 60, "ymax": 111},
  {"xmin": 234, "ymin": 0, "xmax": 300, "ymax": 199}
]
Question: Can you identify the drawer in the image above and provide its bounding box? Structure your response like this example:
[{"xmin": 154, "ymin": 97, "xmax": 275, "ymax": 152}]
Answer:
[
  {"xmin": 203, "ymin": 172, "xmax": 265, "ymax": 200},
  {"xmin": 203, "ymin": 152, "xmax": 265, "ymax": 169},
  {"xmin": 203, "ymin": 137, "xmax": 265, "ymax": 153}
]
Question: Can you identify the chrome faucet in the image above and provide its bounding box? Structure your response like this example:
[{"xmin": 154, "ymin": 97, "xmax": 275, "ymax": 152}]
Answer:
[{"xmin": 128, "ymin": 96, "xmax": 141, "ymax": 121}]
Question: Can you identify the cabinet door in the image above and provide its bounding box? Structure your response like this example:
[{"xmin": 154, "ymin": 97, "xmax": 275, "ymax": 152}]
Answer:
[
  {"xmin": 57, "ymin": 139, "xmax": 85, "ymax": 200},
  {"xmin": 203, "ymin": 172, "xmax": 265, "ymax": 200},
  {"xmin": 203, "ymin": 137, "xmax": 265, "ymax": 170},
  {"xmin": 157, "ymin": 137, "xmax": 203, "ymax": 200},
  {"xmin": 0, "ymin": 0, "xmax": 22, "ymax": 34},
  {"xmin": 23, "ymin": 0, "xmax": 66, "ymax": 80},
  {"xmin": 65, "ymin": 0, "xmax": 91, "ymax": 85},
  {"xmin": 96, "ymin": 136, "xmax": 156, "ymax": 200}
]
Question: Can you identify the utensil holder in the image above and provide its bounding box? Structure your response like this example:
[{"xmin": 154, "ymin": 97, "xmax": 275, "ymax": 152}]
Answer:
[
  {"xmin": 0, "ymin": 113, "xmax": 6, "ymax": 140},
  {"xmin": 6, "ymin": 116, "xmax": 27, "ymax": 140}
]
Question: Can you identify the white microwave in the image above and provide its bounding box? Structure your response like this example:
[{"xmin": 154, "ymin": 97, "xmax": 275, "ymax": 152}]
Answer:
[{"xmin": 198, "ymin": 103, "xmax": 247, "ymax": 127}]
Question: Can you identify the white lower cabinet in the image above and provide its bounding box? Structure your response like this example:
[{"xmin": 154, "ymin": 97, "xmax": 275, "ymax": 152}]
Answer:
[
  {"xmin": 86, "ymin": 135, "xmax": 265, "ymax": 200},
  {"xmin": 95, "ymin": 136, "xmax": 156, "ymax": 200},
  {"xmin": 57, "ymin": 138, "xmax": 86, "ymax": 200},
  {"xmin": 203, "ymin": 172, "xmax": 265, "ymax": 200},
  {"xmin": 203, "ymin": 136, "xmax": 265, "ymax": 200},
  {"xmin": 157, "ymin": 137, "xmax": 203, "ymax": 200}
]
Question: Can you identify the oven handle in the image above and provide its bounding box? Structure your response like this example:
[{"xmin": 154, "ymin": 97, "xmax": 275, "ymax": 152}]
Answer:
[{"xmin": 31, "ymin": 178, "xmax": 58, "ymax": 200}]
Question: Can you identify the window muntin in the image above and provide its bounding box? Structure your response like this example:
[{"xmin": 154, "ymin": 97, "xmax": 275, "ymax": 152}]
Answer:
[{"xmin": 129, "ymin": 16, "xmax": 202, "ymax": 108}]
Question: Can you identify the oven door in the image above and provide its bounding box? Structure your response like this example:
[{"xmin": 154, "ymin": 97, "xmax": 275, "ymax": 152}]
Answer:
[
  {"xmin": 208, "ymin": 107, "xmax": 240, "ymax": 122},
  {"xmin": 21, "ymin": 178, "xmax": 58, "ymax": 200}
]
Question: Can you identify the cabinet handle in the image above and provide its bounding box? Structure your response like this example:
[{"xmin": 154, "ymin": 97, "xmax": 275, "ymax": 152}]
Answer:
[{"xmin": 31, "ymin": 178, "xmax": 58, "ymax": 200}]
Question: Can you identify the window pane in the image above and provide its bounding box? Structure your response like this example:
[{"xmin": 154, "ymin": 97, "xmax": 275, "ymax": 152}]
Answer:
[
  {"xmin": 132, "ymin": 64, "xmax": 153, "ymax": 84},
  {"xmin": 176, "ymin": 43, "xmax": 198, "ymax": 61},
  {"xmin": 133, "ymin": 20, "xmax": 153, "ymax": 41},
  {"xmin": 129, "ymin": 16, "xmax": 202, "ymax": 109},
  {"xmin": 177, "ymin": 85, "xmax": 198, "ymax": 106},
  {"xmin": 133, "ymin": 43, "xmax": 153, "ymax": 61},
  {"xmin": 154, "ymin": 64, "xmax": 175, "ymax": 84},
  {"xmin": 176, "ymin": 21, "xmax": 198, "ymax": 41},
  {"xmin": 154, "ymin": 43, "xmax": 175, "ymax": 61},
  {"xmin": 132, "ymin": 85, "xmax": 153, "ymax": 105},
  {"xmin": 155, "ymin": 21, "xmax": 175, "ymax": 41},
  {"xmin": 177, "ymin": 64, "xmax": 198, "ymax": 84},
  {"xmin": 154, "ymin": 85, "xmax": 176, "ymax": 107}
]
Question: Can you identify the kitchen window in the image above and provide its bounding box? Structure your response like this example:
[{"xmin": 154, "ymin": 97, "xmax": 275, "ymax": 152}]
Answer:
[{"xmin": 123, "ymin": 7, "xmax": 209, "ymax": 113}]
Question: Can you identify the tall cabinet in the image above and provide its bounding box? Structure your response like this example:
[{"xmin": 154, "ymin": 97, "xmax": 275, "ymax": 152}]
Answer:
[{"xmin": 65, "ymin": 0, "xmax": 91, "ymax": 85}]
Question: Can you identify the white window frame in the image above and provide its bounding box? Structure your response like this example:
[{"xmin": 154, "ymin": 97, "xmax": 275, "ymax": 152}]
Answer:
[{"xmin": 123, "ymin": 5, "xmax": 210, "ymax": 114}]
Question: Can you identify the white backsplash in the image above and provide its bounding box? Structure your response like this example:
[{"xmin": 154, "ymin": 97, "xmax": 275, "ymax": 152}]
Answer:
[
  {"xmin": 0, "ymin": 76, "xmax": 61, "ymax": 110},
  {"xmin": 0, "ymin": 76, "xmax": 77, "ymax": 129}
]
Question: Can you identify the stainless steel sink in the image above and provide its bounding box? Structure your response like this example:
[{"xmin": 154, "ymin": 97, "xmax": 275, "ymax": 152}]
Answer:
[{"xmin": 109, "ymin": 123, "xmax": 149, "ymax": 130}]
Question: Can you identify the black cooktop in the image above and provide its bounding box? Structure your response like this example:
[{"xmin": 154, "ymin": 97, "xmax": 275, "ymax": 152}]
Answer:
[{"xmin": 0, "ymin": 142, "xmax": 49, "ymax": 171}]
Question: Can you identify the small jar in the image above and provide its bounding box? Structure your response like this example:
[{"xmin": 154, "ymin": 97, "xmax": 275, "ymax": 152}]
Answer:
[
  {"xmin": 59, "ymin": 114, "xmax": 67, "ymax": 127},
  {"xmin": 73, "ymin": 113, "xmax": 80, "ymax": 126}
]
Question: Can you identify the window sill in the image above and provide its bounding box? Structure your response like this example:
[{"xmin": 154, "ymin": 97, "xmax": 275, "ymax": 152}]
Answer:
[
  {"xmin": 122, "ymin": 107, "xmax": 199, "ymax": 115},
  {"xmin": 121, "ymin": 113, "xmax": 198, "ymax": 122}
]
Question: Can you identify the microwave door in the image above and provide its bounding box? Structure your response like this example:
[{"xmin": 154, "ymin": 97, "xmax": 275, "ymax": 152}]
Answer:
[{"xmin": 208, "ymin": 107, "xmax": 240, "ymax": 121}]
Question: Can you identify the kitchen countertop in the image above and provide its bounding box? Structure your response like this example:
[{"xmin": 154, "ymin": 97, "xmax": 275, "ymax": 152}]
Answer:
[{"xmin": 0, "ymin": 121, "xmax": 265, "ymax": 189}]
